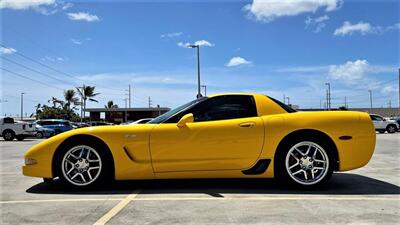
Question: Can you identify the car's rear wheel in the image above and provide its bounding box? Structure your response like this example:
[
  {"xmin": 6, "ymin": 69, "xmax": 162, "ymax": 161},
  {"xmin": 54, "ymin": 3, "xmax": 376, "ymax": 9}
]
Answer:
[
  {"xmin": 276, "ymin": 138, "xmax": 334, "ymax": 188},
  {"xmin": 386, "ymin": 125, "xmax": 396, "ymax": 133},
  {"xmin": 2, "ymin": 130, "xmax": 15, "ymax": 141},
  {"xmin": 36, "ymin": 132, "xmax": 44, "ymax": 139},
  {"xmin": 57, "ymin": 144, "xmax": 109, "ymax": 189}
]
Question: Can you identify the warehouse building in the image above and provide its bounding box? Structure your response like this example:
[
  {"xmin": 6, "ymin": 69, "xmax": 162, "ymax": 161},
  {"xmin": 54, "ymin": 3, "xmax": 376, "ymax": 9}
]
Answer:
[{"xmin": 84, "ymin": 107, "xmax": 170, "ymax": 124}]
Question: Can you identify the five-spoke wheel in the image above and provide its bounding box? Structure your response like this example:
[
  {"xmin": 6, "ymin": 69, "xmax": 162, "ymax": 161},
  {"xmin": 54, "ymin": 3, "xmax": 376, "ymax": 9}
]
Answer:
[
  {"xmin": 276, "ymin": 137, "xmax": 334, "ymax": 188},
  {"xmin": 285, "ymin": 141, "xmax": 329, "ymax": 185},
  {"xmin": 61, "ymin": 145, "xmax": 102, "ymax": 186}
]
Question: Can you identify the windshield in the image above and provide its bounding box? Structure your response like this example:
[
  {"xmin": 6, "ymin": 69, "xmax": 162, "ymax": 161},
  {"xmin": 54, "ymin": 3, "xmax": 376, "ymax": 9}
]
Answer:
[{"xmin": 148, "ymin": 97, "xmax": 207, "ymax": 124}]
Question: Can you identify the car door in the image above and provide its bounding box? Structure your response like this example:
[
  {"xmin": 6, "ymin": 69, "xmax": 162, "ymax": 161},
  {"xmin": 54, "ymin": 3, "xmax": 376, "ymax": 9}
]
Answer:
[
  {"xmin": 370, "ymin": 115, "xmax": 385, "ymax": 129},
  {"xmin": 149, "ymin": 95, "xmax": 264, "ymax": 172}
]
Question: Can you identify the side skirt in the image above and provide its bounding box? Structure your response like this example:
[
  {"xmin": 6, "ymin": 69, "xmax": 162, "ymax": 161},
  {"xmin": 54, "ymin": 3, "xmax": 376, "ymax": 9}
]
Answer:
[{"xmin": 241, "ymin": 159, "xmax": 271, "ymax": 175}]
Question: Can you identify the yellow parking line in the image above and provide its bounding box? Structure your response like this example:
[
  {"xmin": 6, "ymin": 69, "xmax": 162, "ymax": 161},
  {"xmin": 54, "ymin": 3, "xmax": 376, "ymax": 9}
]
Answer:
[
  {"xmin": 93, "ymin": 190, "xmax": 140, "ymax": 225},
  {"xmin": 0, "ymin": 198, "xmax": 124, "ymax": 204}
]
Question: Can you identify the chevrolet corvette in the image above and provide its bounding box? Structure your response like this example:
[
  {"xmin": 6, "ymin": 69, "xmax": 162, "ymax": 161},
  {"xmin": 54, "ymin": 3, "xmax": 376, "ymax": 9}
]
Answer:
[{"xmin": 23, "ymin": 93, "xmax": 376, "ymax": 188}]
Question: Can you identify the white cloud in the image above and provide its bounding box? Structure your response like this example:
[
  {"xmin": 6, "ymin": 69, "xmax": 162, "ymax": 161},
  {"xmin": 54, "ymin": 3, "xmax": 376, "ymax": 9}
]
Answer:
[
  {"xmin": 71, "ymin": 39, "xmax": 82, "ymax": 45},
  {"xmin": 334, "ymin": 21, "xmax": 400, "ymax": 36},
  {"xmin": 161, "ymin": 32, "xmax": 183, "ymax": 38},
  {"xmin": 305, "ymin": 15, "xmax": 329, "ymax": 33},
  {"xmin": 0, "ymin": 47, "xmax": 17, "ymax": 54},
  {"xmin": 177, "ymin": 40, "xmax": 215, "ymax": 48},
  {"xmin": 226, "ymin": 57, "xmax": 252, "ymax": 67},
  {"xmin": 0, "ymin": 0, "xmax": 72, "ymax": 15},
  {"xmin": 0, "ymin": 0, "xmax": 54, "ymax": 10},
  {"xmin": 382, "ymin": 85, "xmax": 397, "ymax": 94},
  {"xmin": 41, "ymin": 56, "xmax": 65, "ymax": 62},
  {"xmin": 328, "ymin": 59, "xmax": 370, "ymax": 81},
  {"xmin": 244, "ymin": 0, "xmax": 341, "ymax": 23},
  {"xmin": 334, "ymin": 21, "xmax": 372, "ymax": 36},
  {"xmin": 67, "ymin": 12, "xmax": 100, "ymax": 22}
]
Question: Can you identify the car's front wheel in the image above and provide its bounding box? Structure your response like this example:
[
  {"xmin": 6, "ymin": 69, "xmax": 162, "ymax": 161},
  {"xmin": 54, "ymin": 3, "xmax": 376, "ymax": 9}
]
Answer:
[
  {"xmin": 2, "ymin": 130, "xmax": 15, "ymax": 141},
  {"xmin": 276, "ymin": 138, "xmax": 334, "ymax": 188},
  {"xmin": 57, "ymin": 143, "xmax": 109, "ymax": 189},
  {"xmin": 386, "ymin": 125, "xmax": 397, "ymax": 134}
]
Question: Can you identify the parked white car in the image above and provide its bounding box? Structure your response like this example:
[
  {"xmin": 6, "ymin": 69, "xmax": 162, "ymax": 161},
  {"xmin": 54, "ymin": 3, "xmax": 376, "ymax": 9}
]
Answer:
[
  {"xmin": 369, "ymin": 114, "xmax": 399, "ymax": 133},
  {"xmin": 0, "ymin": 117, "xmax": 36, "ymax": 141}
]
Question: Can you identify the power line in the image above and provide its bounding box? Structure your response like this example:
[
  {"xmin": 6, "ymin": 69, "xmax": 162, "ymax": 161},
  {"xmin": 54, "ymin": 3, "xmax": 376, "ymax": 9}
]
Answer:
[
  {"xmin": 1, "ymin": 67, "xmax": 65, "ymax": 91},
  {"xmin": 1, "ymin": 56, "xmax": 74, "ymax": 85},
  {"xmin": 0, "ymin": 43, "xmax": 124, "ymax": 93}
]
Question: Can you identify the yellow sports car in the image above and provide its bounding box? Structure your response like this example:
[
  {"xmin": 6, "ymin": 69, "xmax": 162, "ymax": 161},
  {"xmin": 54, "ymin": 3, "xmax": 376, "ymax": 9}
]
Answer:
[{"xmin": 23, "ymin": 93, "xmax": 376, "ymax": 188}]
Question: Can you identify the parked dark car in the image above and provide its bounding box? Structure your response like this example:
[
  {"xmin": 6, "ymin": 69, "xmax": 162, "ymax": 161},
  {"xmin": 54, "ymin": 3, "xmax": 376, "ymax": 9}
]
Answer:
[
  {"xmin": 36, "ymin": 119, "xmax": 73, "ymax": 135},
  {"xmin": 33, "ymin": 123, "xmax": 55, "ymax": 138}
]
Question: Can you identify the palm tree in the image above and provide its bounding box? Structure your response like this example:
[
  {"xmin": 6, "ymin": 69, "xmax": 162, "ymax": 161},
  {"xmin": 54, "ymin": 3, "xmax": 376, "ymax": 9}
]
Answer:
[
  {"xmin": 35, "ymin": 103, "xmax": 42, "ymax": 120},
  {"xmin": 76, "ymin": 85, "xmax": 99, "ymax": 118},
  {"xmin": 64, "ymin": 89, "xmax": 79, "ymax": 111},
  {"xmin": 105, "ymin": 100, "xmax": 118, "ymax": 109},
  {"xmin": 48, "ymin": 97, "xmax": 64, "ymax": 108}
]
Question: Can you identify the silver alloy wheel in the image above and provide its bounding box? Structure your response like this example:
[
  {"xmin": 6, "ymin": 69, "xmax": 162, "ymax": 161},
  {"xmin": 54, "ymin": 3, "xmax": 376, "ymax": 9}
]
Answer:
[
  {"xmin": 388, "ymin": 126, "xmax": 396, "ymax": 133},
  {"xmin": 285, "ymin": 141, "xmax": 329, "ymax": 185},
  {"xmin": 4, "ymin": 132, "xmax": 12, "ymax": 140},
  {"xmin": 61, "ymin": 145, "xmax": 102, "ymax": 186}
]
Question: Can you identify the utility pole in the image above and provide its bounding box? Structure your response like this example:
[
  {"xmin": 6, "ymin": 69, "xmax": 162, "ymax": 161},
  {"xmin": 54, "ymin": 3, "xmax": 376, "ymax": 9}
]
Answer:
[
  {"xmin": 148, "ymin": 96, "xmax": 152, "ymax": 108},
  {"xmin": 325, "ymin": 83, "xmax": 331, "ymax": 110},
  {"xmin": 368, "ymin": 90, "xmax": 373, "ymax": 112},
  {"xmin": 201, "ymin": 85, "xmax": 207, "ymax": 96},
  {"xmin": 283, "ymin": 94, "xmax": 286, "ymax": 104},
  {"xmin": 389, "ymin": 100, "xmax": 392, "ymax": 108},
  {"xmin": 398, "ymin": 68, "xmax": 400, "ymax": 110},
  {"xmin": 188, "ymin": 44, "xmax": 202, "ymax": 98},
  {"xmin": 128, "ymin": 84, "xmax": 131, "ymax": 108},
  {"xmin": 123, "ymin": 98, "xmax": 128, "ymax": 122},
  {"xmin": 286, "ymin": 97, "xmax": 290, "ymax": 105},
  {"xmin": 20, "ymin": 92, "xmax": 25, "ymax": 121}
]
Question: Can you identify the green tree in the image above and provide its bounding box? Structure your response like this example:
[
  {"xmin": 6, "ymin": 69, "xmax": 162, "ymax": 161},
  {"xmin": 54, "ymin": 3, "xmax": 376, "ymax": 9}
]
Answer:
[
  {"xmin": 76, "ymin": 85, "xmax": 99, "ymax": 118},
  {"xmin": 105, "ymin": 100, "xmax": 118, "ymax": 109},
  {"xmin": 64, "ymin": 89, "xmax": 80, "ymax": 111}
]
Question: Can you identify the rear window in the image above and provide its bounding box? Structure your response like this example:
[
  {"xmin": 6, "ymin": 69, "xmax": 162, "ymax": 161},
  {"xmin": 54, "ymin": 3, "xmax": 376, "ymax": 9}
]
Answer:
[{"xmin": 268, "ymin": 96, "xmax": 297, "ymax": 113}]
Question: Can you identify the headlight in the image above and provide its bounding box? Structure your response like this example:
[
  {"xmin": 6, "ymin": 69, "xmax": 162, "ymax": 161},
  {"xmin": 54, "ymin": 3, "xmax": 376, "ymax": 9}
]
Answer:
[{"xmin": 25, "ymin": 158, "xmax": 37, "ymax": 165}]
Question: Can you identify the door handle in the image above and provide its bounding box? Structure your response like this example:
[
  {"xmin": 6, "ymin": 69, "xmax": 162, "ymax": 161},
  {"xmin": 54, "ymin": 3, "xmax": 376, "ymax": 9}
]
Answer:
[{"xmin": 239, "ymin": 122, "xmax": 255, "ymax": 128}]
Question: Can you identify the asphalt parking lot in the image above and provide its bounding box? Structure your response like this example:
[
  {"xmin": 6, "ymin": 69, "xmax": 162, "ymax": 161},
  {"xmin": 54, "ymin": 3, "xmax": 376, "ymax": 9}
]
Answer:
[{"xmin": 1, "ymin": 133, "xmax": 399, "ymax": 225}]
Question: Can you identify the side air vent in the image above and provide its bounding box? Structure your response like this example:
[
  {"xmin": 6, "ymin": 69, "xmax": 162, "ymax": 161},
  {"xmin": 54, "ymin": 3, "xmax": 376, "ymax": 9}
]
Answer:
[{"xmin": 242, "ymin": 159, "xmax": 271, "ymax": 175}]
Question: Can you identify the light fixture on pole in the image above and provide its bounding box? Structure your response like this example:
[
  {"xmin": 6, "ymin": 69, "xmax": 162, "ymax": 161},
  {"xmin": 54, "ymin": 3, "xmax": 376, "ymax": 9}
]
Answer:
[{"xmin": 188, "ymin": 44, "xmax": 202, "ymax": 99}]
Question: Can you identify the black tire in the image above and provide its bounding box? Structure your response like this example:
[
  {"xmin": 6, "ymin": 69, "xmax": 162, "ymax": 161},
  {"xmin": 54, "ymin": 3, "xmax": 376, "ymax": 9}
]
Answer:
[
  {"xmin": 2, "ymin": 130, "xmax": 15, "ymax": 141},
  {"xmin": 378, "ymin": 130, "xmax": 385, "ymax": 134},
  {"xmin": 16, "ymin": 135, "xmax": 25, "ymax": 141},
  {"xmin": 55, "ymin": 140, "xmax": 112, "ymax": 189},
  {"xmin": 275, "ymin": 136, "xmax": 335, "ymax": 188},
  {"xmin": 36, "ymin": 132, "xmax": 44, "ymax": 139},
  {"xmin": 386, "ymin": 125, "xmax": 397, "ymax": 134}
]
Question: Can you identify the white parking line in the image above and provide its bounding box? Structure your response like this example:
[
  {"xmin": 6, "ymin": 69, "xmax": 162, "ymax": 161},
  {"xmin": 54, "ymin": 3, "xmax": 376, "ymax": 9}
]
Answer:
[
  {"xmin": 0, "ymin": 198, "xmax": 124, "ymax": 204},
  {"xmin": 1, "ymin": 195, "xmax": 398, "ymax": 205},
  {"xmin": 93, "ymin": 190, "xmax": 141, "ymax": 225}
]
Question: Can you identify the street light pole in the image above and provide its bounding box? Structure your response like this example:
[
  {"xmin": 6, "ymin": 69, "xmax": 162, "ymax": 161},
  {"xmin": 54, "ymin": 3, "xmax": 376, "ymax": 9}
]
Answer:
[
  {"xmin": 286, "ymin": 97, "xmax": 290, "ymax": 105},
  {"xmin": 20, "ymin": 92, "xmax": 25, "ymax": 121},
  {"xmin": 368, "ymin": 90, "xmax": 372, "ymax": 112},
  {"xmin": 188, "ymin": 44, "xmax": 202, "ymax": 98}
]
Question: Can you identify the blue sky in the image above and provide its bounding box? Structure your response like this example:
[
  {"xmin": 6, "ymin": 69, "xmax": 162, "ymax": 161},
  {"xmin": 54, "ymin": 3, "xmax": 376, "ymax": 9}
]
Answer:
[{"xmin": 1, "ymin": 0, "xmax": 399, "ymax": 117}]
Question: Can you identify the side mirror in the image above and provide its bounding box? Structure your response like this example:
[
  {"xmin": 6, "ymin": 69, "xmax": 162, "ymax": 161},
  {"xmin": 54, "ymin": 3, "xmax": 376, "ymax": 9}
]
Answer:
[{"xmin": 177, "ymin": 113, "xmax": 194, "ymax": 128}]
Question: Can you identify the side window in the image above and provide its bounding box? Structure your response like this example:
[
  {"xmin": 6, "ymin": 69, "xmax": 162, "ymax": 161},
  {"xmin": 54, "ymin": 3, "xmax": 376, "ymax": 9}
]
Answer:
[
  {"xmin": 191, "ymin": 95, "xmax": 257, "ymax": 122},
  {"xmin": 165, "ymin": 95, "xmax": 257, "ymax": 123}
]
